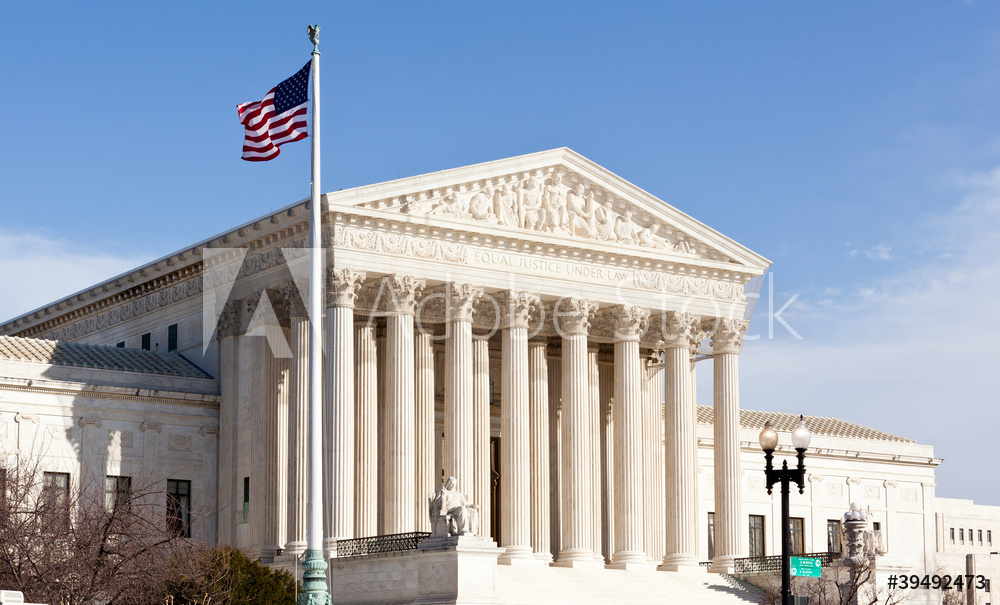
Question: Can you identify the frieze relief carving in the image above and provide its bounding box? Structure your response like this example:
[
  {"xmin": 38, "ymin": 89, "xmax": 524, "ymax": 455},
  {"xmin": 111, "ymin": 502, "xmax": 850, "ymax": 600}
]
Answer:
[
  {"xmin": 370, "ymin": 168, "xmax": 730, "ymax": 262},
  {"xmin": 333, "ymin": 227, "xmax": 468, "ymax": 263},
  {"xmin": 168, "ymin": 433, "xmax": 192, "ymax": 452}
]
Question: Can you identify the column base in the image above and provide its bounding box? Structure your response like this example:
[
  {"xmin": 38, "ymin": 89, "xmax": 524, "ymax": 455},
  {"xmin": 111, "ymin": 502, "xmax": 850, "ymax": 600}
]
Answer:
[
  {"xmin": 709, "ymin": 555, "xmax": 736, "ymax": 574},
  {"xmin": 551, "ymin": 550, "xmax": 604, "ymax": 569},
  {"xmin": 533, "ymin": 551, "xmax": 554, "ymax": 563},
  {"xmin": 258, "ymin": 545, "xmax": 279, "ymax": 563},
  {"xmin": 606, "ymin": 559, "xmax": 656, "ymax": 571},
  {"xmin": 284, "ymin": 540, "xmax": 307, "ymax": 556},
  {"xmin": 499, "ymin": 545, "xmax": 538, "ymax": 563},
  {"xmin": 659, "ymin": 553, "xmax": 704, "ymax": 572}
]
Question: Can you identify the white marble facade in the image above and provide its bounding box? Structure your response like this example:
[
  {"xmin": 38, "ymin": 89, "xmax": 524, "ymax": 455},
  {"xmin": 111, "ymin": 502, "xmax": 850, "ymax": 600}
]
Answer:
[{"xmin": 0, "ymin": 149, "xmax": 782, "ymax": 571}]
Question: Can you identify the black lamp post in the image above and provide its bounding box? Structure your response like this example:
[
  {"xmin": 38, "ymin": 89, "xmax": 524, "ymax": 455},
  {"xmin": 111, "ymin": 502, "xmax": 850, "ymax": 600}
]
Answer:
[{"xmin": 759, "ymin": 416, "xmax": 812, "ymax": 605}]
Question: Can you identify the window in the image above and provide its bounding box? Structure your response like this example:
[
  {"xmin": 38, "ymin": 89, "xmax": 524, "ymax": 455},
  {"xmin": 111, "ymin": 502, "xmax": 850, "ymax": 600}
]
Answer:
[
  {"xmin": 0, "ymin": 468, "xmax": 7, "ymax": 519},
  {"xmin": 951, "ymin": 528, "xmax": 956, "ymax": 544},
  {"xmin": 828, "ymin": 520, "xmax": 843, "ymax": 554},
  {"xmin": 981, "ymin": 529, "xmax": 985, "ymax": 546},
  {"xmin": 166, "ymin": 479, "xmax": 191, "ymax": 537},
  {"xmin": 961, "ymin": 528, "xmax": 965, "ymax": 544},
  {"xmin": 989, "ymin": 530, "xmax": 993, "ymax": 547},
  {"xmin": 141, "ymin": 333, "xmax": 151, "ymax": 351},
  {"xmin": 167, "ymin": 324, "xmax": 178, "ymax": 352},
  {"xmin": 790, "ymin": 517, "xmax": 805, "ymax": 555},
  {"xmin": 708, "ymin": 512, "xmax": 716, "ymax": 560},
  {"xmin": 105, "ymin": 475, "xmax": 131, "ymax": 514},
  {"xmin": 749, "ymin": 515, "xmax": 765, "ymax": 558},
  {"xmin": 42, "ymin": 472, "xmax": 70, "ymax": 525},
  {"xmin": 241, "ymin": 477, "xmax": 250, "ymax": 523},
  {"xmin": 116, "ymin": 341, "xmax": 126, "ymax": 348}
]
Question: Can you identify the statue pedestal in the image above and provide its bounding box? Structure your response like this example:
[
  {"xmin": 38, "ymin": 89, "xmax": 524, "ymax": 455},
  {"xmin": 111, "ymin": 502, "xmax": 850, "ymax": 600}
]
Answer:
[{"xmin": 415, "ymin": 534, "xmax": 503, "ymax": 604}]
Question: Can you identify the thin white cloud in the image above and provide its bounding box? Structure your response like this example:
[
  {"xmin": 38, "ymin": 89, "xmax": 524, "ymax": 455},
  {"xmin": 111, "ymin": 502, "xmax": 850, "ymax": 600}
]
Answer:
[
  {"xmin": 0, "ymin": 230, "xmax": 151, "ymax": 324},
  {"xmin": 700, "ymin": 169, "xmax": 1000, "ymax": 504}
]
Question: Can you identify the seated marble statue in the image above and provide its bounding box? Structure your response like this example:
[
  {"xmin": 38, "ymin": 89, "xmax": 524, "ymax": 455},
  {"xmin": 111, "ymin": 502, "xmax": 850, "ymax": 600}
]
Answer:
[{"xmin": 429, "ymin": 476, "xmax": 479, "ymax": 537}]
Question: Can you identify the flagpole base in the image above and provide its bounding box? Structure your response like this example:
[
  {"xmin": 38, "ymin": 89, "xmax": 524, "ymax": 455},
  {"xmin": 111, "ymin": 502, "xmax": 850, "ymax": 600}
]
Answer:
[{"xmin": 297, "ymin": 549, "xmax": 331, "ymax": 605}]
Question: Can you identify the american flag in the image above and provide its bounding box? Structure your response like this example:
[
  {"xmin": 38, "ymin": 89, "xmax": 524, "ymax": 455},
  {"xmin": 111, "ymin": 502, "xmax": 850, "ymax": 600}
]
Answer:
[{"xmin": 237, "ymin": 62, "xmax": 311, "ymax": 161}]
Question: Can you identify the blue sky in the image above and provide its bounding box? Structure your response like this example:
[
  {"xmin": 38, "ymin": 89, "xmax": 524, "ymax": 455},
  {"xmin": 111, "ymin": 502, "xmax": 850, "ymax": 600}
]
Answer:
[{"xmin": 2, "ymin": 3, "xmax": 1000, "ymax": 504}]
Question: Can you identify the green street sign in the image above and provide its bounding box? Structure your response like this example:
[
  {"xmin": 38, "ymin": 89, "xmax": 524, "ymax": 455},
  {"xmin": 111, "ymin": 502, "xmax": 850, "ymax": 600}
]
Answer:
[{"xmin": 790, "ymin": 557, "xmax": 822, "ymax": 578}]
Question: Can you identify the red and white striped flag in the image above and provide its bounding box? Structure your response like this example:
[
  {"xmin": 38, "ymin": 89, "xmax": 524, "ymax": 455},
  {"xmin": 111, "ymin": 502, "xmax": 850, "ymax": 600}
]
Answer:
[{"xmin": 237, "ymin": 62, "xmax": 310, "ymax": 161}]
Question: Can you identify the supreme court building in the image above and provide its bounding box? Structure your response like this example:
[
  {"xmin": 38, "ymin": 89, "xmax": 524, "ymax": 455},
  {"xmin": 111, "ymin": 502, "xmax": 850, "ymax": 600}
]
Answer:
[{"xmin": 2, "ymin": 149, "xmax": 975, "ymax": 603}]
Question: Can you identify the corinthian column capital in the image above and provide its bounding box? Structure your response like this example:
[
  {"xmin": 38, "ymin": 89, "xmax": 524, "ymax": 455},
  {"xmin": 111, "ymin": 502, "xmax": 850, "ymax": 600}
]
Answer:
[
  {"xmin": 660, "ymin": 311, "xmax": 702, "ymax": 351},
  {"xmin": 498, "ymin": 291, "xmax": 540, "ymax": 329},
  {"xmin": 278, "ymin": 280, "xmax": 308, "ymax": 318},
  {"xmin": 217, "ymin": 299, "xmax": 244, "ymax": 338},
  {"xmin": 610, "ymin": 304, "xmax": 649, "ymax": 342},
  {"xmin": 327, "ymin": 267, "xmax": 367, "ymax": 308},
  {"xmin": 386, "ymin": 274, "xmax": 426, "ymax": 315},
  {"xmin": 710, "ymin": 317, "xmax": 749, "ymax": 355},
  {"xmin": 447, "ymin": 282, "xmax": 484, "ymax": 322},
  {"xmin": 555, "ymin": 297, "xmax": 598, "ymax": 336}
]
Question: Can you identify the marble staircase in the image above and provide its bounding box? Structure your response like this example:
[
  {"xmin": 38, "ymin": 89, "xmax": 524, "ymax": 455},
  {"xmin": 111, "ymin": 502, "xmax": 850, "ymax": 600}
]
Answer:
[{"xmin": 494, "ymin": 565, "xmax": 764, "ymax": 605}]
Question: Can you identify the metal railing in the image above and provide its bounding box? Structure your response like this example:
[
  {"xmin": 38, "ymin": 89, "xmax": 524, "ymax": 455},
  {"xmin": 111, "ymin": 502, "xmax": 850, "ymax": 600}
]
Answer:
[
  {"xmin": 731, "ymin": 551, "xmax": 836, "ymax": 575},
  {"xmin": 334, "ymin": 532, "xmax": 431, "ymax": 557}
]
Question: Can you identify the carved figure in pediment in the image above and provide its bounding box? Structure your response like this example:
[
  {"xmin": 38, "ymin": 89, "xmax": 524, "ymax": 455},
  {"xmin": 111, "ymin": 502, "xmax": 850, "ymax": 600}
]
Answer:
[
  {"xmin": 567, "ymin": 184, "xmax": 596, "ymax": 237},
  {"xmin": 542, "ymin": 172, "xmax": 569, "ymax": 233},
  {"xmin": 520, "ymin": 175, "xmax": 545, "ymax": 230},
  {"xmin": 675, "ymin": 235, "xmax": 697, "ymax": 255},
  {"xmin": 638, "ymin": 223, "xmax": 673, "ymax": 250},
  {"xmin": 494, "ymin": 183, "xmax": 519, "ymax": 227},
  {"xmin": 614, "ymin": 209, "xmax": 640, "ymax": 245},
  {"xmin": 468, "ymin": 189, "xmax": 495, "ymax": 222},
  {"xmin": 593, "ymin": 200, "xmax": 617, "ymax": 242}
]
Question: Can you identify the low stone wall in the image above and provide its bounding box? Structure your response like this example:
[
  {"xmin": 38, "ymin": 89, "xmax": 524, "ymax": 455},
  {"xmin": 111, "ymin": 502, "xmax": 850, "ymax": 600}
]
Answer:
[{"xmin": 327, "ymin": 536, "xmax": 502, "ymax": 605}]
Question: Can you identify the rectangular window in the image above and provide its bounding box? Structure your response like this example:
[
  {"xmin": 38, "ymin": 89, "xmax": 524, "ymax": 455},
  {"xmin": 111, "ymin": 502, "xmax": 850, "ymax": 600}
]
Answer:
[
  {"xmin": 167, "ymin": 323, "xmax": 178, "ymax": 352},
  {"xmin": 961, "ymin": 528, "xmax": 965, "ymax": 544},
  {"xmin": 989, "ymin": 530, "xmax": 993, "ymax": 547},
  {"xmin": 166, "ymin": 479, "xmax": 191, "ymax": 537},
  {"xmin": 241, "ymin": 476, "xmax": 250, "ymax": 523},
  {"xmin": 116, "ymin": 341, "xmax": 126, "ymax": 348},
  {"xmin": 42, "ymin": 472, "xmax": 70, "ymax": 525},
  {"xmin": 708, "ymin": 512, "xmax": 716, "ymax": 560},
  {"xmin": 790, "ymin": 517, "xmax": 805, "ymax": 555},
  {"xmin": 980, "ymin": 529, "xmax": 984, "ymax": 545},
  {"xmin": 828, "ymin": 520, "xmax": 843, "ymax": 554},
  {"xmin": 104, "ymin": 475, "xmax": 132, "ymax": 514},
  {"xmin": 749, "ymin": 514, "xmax": 765, "ymax": 558},
  {"xmin": 141, "ymin": 333, "xmax": 151, "ymax": 351},
  {"xmin": 951, "ymin": 528, "xmax": 956, "ymax": 544}
]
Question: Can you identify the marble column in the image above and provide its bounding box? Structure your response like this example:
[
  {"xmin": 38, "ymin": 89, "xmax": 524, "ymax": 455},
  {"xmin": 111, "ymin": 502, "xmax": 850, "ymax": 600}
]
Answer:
[
  {"xmin": 643, "ymin": 354, "xmax": 666, "ymax": 563},
  {"xmin": 660, "ymin": 312, "xmax": 702, "ymax": 571},
  {"xmin": 247, "ymin": 291, "xmax": 289, "ymax": 562},
  {"xmin": 499, "ymin": 291, "xmax": 538, "ymax": 561},
  {"xmin": 216, "ymin": 300, "xmax": 242, "ymax": 545},
  {"xmin": 555, "ymin": 298, "xmax": 600, "ymax": 566},
  {"xmin": 528, "ymin": 340, "xmax": 552, "ymax": 561},
  {"xmin": 383, "ymin": 275, "xmax": 425, "ymax": 534},
  {"xmin": 444, "ymin": 283, "xmax": 482, "ymax": 497},
  {"xmin": 376, "ymin": 322, "xmax": 387, "ymax": 535},
  {"xmin": 325, "ymin": 269, "xmax": 365, "ymax": 547},
  {"xmin": 547, "ymin": 343, "xmax": 562, "ymax": 558},
  {"xmin": 608, "ymin": 305, "xmax": 650, "ymax": 569},
  {"xmin": 284, "ymin": 284, "xmax": 309, "ymax": 555},
  {"xmin": 598, "ymin": 349, "xmax": 615, "ymax": 564},
  {"xmin": 415, "ymin": 328, "xmax": 436, "ymax": 533},
  {"xmin": 472, "ymin": 336, "xmax": 492, "ymax": 538},
  {"xmin": 587, "ymin": 345, "xmax": 603, "ymax": 562},
  {"xmin": 354, "ymin": 320, "xmax": 378, "ymax": 537},
  {"xmin": 710, "ymin": 318, "xmax": 748, "ymax": 573}
]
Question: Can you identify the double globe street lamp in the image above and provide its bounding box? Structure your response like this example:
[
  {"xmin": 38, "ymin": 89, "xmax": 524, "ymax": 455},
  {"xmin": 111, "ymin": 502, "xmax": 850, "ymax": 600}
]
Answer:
[{"xmin": 759, "ymin": 416, "xmax": 812, "ymax": 605}]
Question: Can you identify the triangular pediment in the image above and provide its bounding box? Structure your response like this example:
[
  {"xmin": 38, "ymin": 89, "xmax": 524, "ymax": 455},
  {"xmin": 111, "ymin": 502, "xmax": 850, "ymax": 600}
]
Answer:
[{"xmin": 326, "ymin": 148, "xmax": 769, "ymax": 270}]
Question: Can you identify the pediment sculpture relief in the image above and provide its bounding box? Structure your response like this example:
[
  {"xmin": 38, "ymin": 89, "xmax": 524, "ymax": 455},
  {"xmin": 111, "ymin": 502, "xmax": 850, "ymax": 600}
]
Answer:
[{"xmin": 382, "ymin": 170, "xmax": 729, "ymax": 262}]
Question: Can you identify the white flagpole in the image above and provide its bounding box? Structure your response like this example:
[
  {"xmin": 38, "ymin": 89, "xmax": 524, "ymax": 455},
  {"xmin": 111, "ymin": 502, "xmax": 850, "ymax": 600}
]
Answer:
[{"xmin": 301, "ymin": 23, "xmax": 330, "ymax": 603}]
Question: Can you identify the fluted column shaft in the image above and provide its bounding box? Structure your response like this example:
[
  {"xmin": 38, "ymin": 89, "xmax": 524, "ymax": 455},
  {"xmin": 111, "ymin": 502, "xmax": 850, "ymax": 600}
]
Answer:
[
  {"xmin": 354, "ymin": 321, "xmax": 378, "ymax": 537},
  {"xmin": 415, "ymin": 330, "xmax": 436, "ymax": 533},
  {"xmin": 598, "ymin": 354, "xmax": 615, "ymax": 564},
  {"xmin": 661, "ymin": 313, "xmax": 702, "ymax": 570},
  {"xmin": 528, "ymin": 341, "xmax": 551, "ymax": 560},
  {"xmin": 216, "ymin": 301, "xmax": 241, "ymax": 546},
  {"xmin": 710, "ymin": 318, "xmax": 748, "ymax": 573},
  {"xmin": 288, "ymin": 313, "xmax": 309, "ymax": 554},
  {"xmin": 587, "ymin": 345, "xmax": 603, "ymax": 562},
  {"xmin": 547, "ymin": 346, "xmax": 562, "ymax": 557},
  {"xmin": 499, "ymin": 291, "xmax": 537, "ymax": 560},
  {"xmin": 643, "ymin": 358, "xmax": 665, "ymax": 563},
  {"xmin": 444, "ymin": 283, "xmax": 482, "ymax": 497},
  {"xmin": 556, "ymin": 298, "xmax": 599, "ymax": 565},
  {"xmin": 472, "ymin": 337, "xmax": 491, "ymax": 537},
  {"xmin": 609, "ymin": 305, "xmax": 649, "ymax": 568},
  {"xmin": 249, "ymin": 321, "xmax": 286, "ymax": 561}
]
